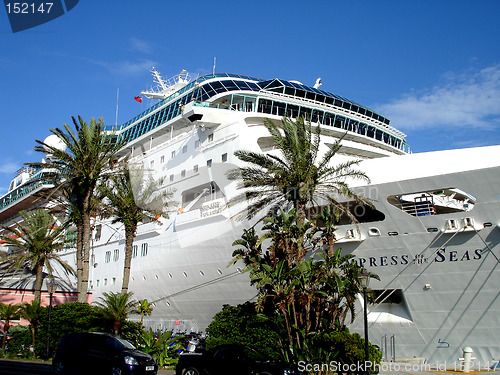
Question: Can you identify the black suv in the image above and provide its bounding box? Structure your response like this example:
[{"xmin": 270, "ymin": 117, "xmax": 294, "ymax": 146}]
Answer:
[{"xmin": 52, "ymin": 332, "xmax": 157, "ymax": 375}]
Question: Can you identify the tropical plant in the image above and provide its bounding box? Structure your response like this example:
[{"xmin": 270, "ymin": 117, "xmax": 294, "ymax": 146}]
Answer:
[
  {"xmin": 137, "ymin": 330, "xmax": 184, "ymax": 368},
  {"xmin": 28, "ymin": 116, "xmax": 127, "ymax": 302},
  {"xmin": 231, "ymin": 208, "xmax": 379, "ymax": 364},
  {"xmin": 0, "ymin": 209, "xmax": 75, "ymax": 302},
  {"xmin": 18, "ymin": 300, "xmax": 43, "ymax": 351},
  {"xmin": 137, "ymin": 299, "xmax": 153, "ymax": 326},
  {"xmin": 226, "ymin": 116, "xmax": 371, "ymax": 221},
  {"xmin": 94, "ymin": 292, "xmax": 137, "ymax": 335},
  {"xmin": 0, "ymin": 303, "xmax": 20, "ymax": 352},
  {"xmin": 97, "ymin": 166, "xmax": 174, "ymax": 294}
]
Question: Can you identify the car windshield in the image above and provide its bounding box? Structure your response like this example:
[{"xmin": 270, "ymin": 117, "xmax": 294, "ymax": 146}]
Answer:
[
  {"xmin": 107, "ymin": 337, "xmax": 136, "ymax": 350},
  {"xmin": 241, "ymin": 346, "xmax": 268, "ymax": 362}
]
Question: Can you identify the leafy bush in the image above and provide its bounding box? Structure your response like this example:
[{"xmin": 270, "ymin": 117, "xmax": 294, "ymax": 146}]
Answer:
[
  {"xmin": 35, "ymin": 302, "xmax": 110, "ymax": 357},
  {"xmin": 206, "ymin": 302, "xmax": 282, "ymax": 360},
  {"xmin": 137, "ymin": 330, "xmax": 184, "ymax": 369},
  {"xmin": 2, "ymin": 326, "xmax": 32, "ymax": 358}
]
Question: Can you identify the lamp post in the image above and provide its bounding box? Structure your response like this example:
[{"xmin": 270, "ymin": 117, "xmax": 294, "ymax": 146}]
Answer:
[
  {"xmin": 358, "ymin": 268, "xmax": 370, "ymax": 374},
  {"xmin": 46, "ymin": 278, "xmax": 57, "ymax": 358}
]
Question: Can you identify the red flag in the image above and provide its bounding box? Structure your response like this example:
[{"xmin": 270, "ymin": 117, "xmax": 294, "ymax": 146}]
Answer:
[{"xmin": 134, "ymin": 96, "xmax": 143, "ymax": 103}]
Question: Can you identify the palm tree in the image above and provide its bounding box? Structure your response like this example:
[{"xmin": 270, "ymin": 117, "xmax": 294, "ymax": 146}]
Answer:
[
  {"xmin": 137, "ymin": 299, "xmax": 154, "ymax": 326},
  {"xmin": 0, "ymin": 302, "xmax": 20, "ymax": 352},
  {"xmin": 98, "ymin": 166, "xmax": 174, "ymax": 294},
  {"xmin": 95, "ymin": 291, "xmax": 137, "ymax": 335},
  {"xmin": 19, "ymin": 300, "xmax": 43, "ymax": 350},
  {"xmin": 28, "ymin": 116, "xmax": 127, "ymax": 303},
  {"xmin": 0, "ymin": 209, "xmax": 75, "ymax": 302},
  {"xmin": 227, "ymin": 116, "xmax": 371, "ymax": 221}
]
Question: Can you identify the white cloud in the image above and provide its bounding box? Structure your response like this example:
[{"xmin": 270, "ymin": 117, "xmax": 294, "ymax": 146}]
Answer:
[
  {"xmin": 0, "ymin": 162, "xmax": 19, "ymax": 175},
  {"xmin": 129, "ymin": 38, "xmax": 154, "ymax": 54},
  {"xmin": 376, "ymin": 64, "xmax": 500, "ymax": 130},
  {"xmin": 86, "ymin": 58, "xmax": 158, "ymax": 76}
]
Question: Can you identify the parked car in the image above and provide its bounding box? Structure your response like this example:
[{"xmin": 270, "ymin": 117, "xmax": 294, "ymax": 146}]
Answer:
[
  {"xmin": 176, "ymin": 344, "xmax": 306, "ymax": 375},
  {"xmin": 52, "ymin": 332, "xmax": 158, "ymax": 375}
]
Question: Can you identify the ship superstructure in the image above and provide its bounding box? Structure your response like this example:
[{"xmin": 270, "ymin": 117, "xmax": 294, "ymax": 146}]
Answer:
[{"xmin": 1, "ymin": 70, "xmax": 498, "ymax": 366}]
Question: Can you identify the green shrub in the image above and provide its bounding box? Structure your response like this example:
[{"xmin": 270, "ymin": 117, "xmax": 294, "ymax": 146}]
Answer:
[
  {"xmin": 206, "ymin": 302, "xmax": 282, "ymax": 360},
  {"xmin": 35, "ymin": 302, "xmax": 110, "ymax": 357}
]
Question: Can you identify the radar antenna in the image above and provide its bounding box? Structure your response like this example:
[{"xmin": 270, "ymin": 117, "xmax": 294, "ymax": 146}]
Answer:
[{"xmin": 140, "ymin": 68, "xmax": 192, "ymax": 100}]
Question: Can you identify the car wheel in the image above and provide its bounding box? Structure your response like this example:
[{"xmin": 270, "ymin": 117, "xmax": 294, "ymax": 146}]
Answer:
[
  {"xmin": 53, "ymin": 360, "xmax": 66, "ymax": 375},
  {"xmin": 111, "ymin": 366, "xmax": 123, "ymax": 375},
  {"xmin": 182, "ymin": 368, "xmax": 201, "ymax": 375}
]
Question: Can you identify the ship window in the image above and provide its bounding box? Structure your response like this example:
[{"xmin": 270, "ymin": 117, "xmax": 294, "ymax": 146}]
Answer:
[
  {"xmin": 287, "ymin": 104, "xmax": 299, "ymax": 118},
  {"xmin": 299, "ymin": 107, "xmax": 311, "ymax": 119},
  {"xmin": 193, "ymin": 165, "xmax": 198, "ymax": 173},
  {"xmin": 104, "ymin": 278, "xmax": 107, "ymax": 286},
  {"xmin": 274, "ymin": 102, "xmax": 286, "ymax": 116},
  {"xmin": 96, "ymin": 279, "xmax": 99, "ymax": 287},
  {"xmin": 183, "ymin": 145, "xmax": 188, "ymax": 153},
  {"xmin": 181, "ymin": 170, "xmax": 186, "ymax": 178},
  {"xmin": 259, "ymin": 99, "xmax": 273, "ymax": 114},
  {"xmin": 132, "ymin": 245, "xmax": 138, "ymax": 258},
  {"xmin": 295, "ymin": 89, "xmax": 305, "ymax": 98},
  {"xmin": 171, "ymin": 151, "xmax": 175, "ymax": 159},
  {"xmin": 285, "ymin": 87, "xmax": 295, "ymax": 96},
  {"xmin": 170, "ymin": 174, "xmax": 174, "ymax": 182},
  {"xmin": 222, "ymin": 80, "xmax": 238, "ymax": 91},
  {"xmin": 112, "ymin": 278, "xmax": 116, "ymax": 285},
  {"xmin": 113, "ymin": 249, "xmax": 119, "ymax": 262},
  {"xmin": 105, "ymin": 251, "xmax": 111, "ymax": 263},
  {"xmin": 209, "ymin": 81, "xmax": 225, "ymax": 93},
  {"xmin": 221, "ymin": 153, "xmax": 227, "ymax": 162},
  {"xmin": 207, "ymin": 159, "xmax": 212, "ymax": 168},
  {"xmin": 141, "ymin": 243, "xmax": 148, "ymax": 257},
  {"xmin": 160, "ymin": 155, "xmax": 165, "ymax": 163},
  {"xmin": 208, "ymin": 133, "xmax": 213, "ymax": 142},
  {"xmin": 195, "ymin": 140, "xmax": 200, "ymax": 148}
]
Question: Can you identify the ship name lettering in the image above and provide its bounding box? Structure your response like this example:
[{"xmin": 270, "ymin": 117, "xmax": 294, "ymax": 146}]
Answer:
[{"xmin": 353, "ymin": 248, "xmax": 482, "ymax": 268}]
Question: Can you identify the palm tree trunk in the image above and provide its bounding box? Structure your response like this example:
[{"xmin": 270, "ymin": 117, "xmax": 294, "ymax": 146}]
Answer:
[
  {"xmin": 78, "ymin": 212, "xmax": 92, "ymax": 303},
  {"xmin": 121, "ymin": 227, "xmax": 136, "ymax": 295},
  {"xmin": 34, "ymin": 264, "xmax": 43, "ymax": 302},
  {"xmin": 76, "ymin": 220, "xmax": 85, "ymax": 302},
  {"xmin": 2, "ymin": 322, "xmax": 9, "ymax": 351}
]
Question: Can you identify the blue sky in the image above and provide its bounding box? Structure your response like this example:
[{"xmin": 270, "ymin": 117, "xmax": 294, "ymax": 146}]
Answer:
[{"xmin": 1, "ymin": 0, "xmax": 499, "ymax": 194}]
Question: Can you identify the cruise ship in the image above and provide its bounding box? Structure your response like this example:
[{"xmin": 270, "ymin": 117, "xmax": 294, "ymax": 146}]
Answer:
[{"xmin": 0, "ymin": 69, "xmax": 498, "ymax": 367}]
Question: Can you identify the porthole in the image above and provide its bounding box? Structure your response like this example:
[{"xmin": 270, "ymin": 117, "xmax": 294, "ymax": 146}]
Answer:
[
  {"xmin": 388, "ymin": 231, "xmax": 398, "ymax": 236},
  {"xmin": 183, "ymin": 272, "xmax": 188, "ymax": 277},
  {"xmin": 166, "ymin": 301, "xmax": 171, "ymax": 306},
  {"xmin": 217, "ymin": 269, "xmax": 223, "ymax": 275},
  {"xmin": 155, "ymin": 275, "xmax": 159, "ymax": 279},
  {"xmin": 168, "ymin": 273, "xmax": 173, "ymax": 278},
  {"xmin": 368, "ymin": 227, "xmax": 381, "ymax": 237},
  {"xmin": 142, "ymin": 276, "xmax": 146, "ymax": 280},
  {"xmin": 200, "ymin": 270, "xmax": 205, "ymax": 276},
  {"xmin": 427, "ymin": 227, "xmax": 439, "ymax": 233}
]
